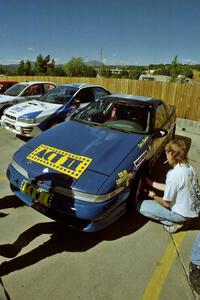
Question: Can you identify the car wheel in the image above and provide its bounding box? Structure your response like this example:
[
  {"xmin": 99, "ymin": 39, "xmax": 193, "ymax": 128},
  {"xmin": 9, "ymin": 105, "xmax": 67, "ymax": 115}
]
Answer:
[
  {"xmin": 127, "ymin": 168, "xmax": 146, "ymax": 211},
  {"xmin": 47, "ymin": 119, "xmax": 61, "ymax": 129},
  {"xmin": 0, "ymin": 105, "xmax": 10, "ymax": 117}
]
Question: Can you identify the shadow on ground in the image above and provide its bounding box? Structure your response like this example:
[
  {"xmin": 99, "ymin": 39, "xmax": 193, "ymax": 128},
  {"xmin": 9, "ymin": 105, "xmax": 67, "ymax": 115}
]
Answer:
[
  {"xmin": 0, "ymin": 195, "xmax": 25, "ymax": 218},
  {"xmin": 0, "ymin": 134, "xmax": 194, "ymax": 277},
  {"xmin": 0, "ymin": 210, "xmax": 148, "ymax": 277}
]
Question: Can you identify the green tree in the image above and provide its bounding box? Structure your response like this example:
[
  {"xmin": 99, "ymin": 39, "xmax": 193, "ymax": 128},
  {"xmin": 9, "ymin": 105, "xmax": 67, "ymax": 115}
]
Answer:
[
  {"xmin": 129, "ymin": 67, "xmax": 143, "ymax": 79},
  {"xmin": 120, "ymin": 68, "xmax": 129, "ymax": 78},
  {"xmin": 64, "ymin": 57, "xmax": 96, "ymax": 77},
  {"xmin": 169, "ymin": 55, "xmax": 181, "ymax": 82},
  {"xmin": 24, "ymin": 60, "xmax": 32, "ymax": 75},
  {"xmin": 52, "ymin": 66, "xmax": 66, "ymax": 76},
  {"xmin": 100, "ymin": 66, "xmax": 112, "ymax": 77},
  {"xmin": 17, "ymin": 60, "xmax": 25, "ymax": 75},
  {"xmin": 0, "ymin": 66, "xmax": 6, "ymax": 75},
  {"xmin": 154, "ymin": 64, "xmax": 170, "ymax": 76},
  {"xmin": 34, "ymin": 54, "xmax": 55, "ymax": 75},
  {"xmin": 17, "ymin": 60, "xmax": 32, "ymax": 75}
]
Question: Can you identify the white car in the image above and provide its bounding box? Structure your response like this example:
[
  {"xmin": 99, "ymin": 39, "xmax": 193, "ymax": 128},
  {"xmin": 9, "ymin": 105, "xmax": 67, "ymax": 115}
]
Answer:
[
  {"xmin": 0, "ymin": 81, "xmax": 56, "ymax": 116},
  {"xmin": 1, "ymin": 83, "xmax": 111, "ymax": 137}
]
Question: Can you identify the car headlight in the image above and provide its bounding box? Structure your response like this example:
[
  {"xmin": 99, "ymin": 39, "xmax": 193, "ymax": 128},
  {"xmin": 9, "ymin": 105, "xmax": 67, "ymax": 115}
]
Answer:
[
  {"xmin": 18, "ymin": 117, "xmax": 36, "ymax": 124},
  {"xmin": 11, "ymin": 159, "xmax": 29, "ymax": 178}
]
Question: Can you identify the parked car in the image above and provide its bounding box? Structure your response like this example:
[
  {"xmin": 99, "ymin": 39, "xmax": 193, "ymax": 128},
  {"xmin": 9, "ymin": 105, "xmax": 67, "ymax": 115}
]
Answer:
[
  {"xmin": 7, "ymin": 94, "xmax": 176, "ymax": 232},
  {"xmin": 0, "ymin": 81, "xmax": 18, "ymax": 94},
  {"xmin": 1, "ymin": 83, "xmax": 111, "ymax": 137},
  {"xmin": 0, "ymin": 81, "xmax": 56, "ymax": 116}
]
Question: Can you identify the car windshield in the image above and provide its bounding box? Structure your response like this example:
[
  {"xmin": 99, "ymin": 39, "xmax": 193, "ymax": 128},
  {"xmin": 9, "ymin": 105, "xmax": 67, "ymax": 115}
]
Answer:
[
  {"xmin": 72, "ymin": 98, "xmax": 151, "ymax": 134},
  {"xmin": 38, "ymin": 86, "xmax": 79, "ymax": 104},
  {"xmin": 5, "ymin": 83, "xmax": 28, "ymax": 96}
]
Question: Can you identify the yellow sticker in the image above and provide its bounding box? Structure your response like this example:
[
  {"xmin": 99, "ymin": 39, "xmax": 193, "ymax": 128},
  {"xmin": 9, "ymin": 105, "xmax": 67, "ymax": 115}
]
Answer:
[
  {"xmin": 137, "ymin": 136, "xmax": 149, "ymax": 148},
  {"xmin": 20, "ymin": 180, "xmax": 53, "ymax": 207},
  {"xmin": 27, "ymin": 144, "xmax": 93, "ymax": 179},
  {"xmin": 116, "ymin": 169, "xmax": 133, "ymax": 187}
]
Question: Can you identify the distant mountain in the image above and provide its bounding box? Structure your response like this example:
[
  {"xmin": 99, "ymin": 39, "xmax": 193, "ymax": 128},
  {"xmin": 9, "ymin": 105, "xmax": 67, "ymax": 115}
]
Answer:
[
  {"xmin": 86, "ymin": 60, "xmax": 104, "ymax": 67},
  {"xmin": 0, "ymin": 64, "xmax": 18, "ymax": 68}
]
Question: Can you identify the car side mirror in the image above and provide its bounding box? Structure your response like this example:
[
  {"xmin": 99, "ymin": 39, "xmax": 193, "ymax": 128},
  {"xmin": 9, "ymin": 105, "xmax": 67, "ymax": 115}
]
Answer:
[
  {"xmin": 71, "ymin": 99, "xmax": 80, "ymax": 108},
  {"xmin": 153, "ymin": 128, "xmax": 168, "ymax": 138},
  {"xmin": 74, "ymin": 99, "xmax": 80, "ymax": 104}
]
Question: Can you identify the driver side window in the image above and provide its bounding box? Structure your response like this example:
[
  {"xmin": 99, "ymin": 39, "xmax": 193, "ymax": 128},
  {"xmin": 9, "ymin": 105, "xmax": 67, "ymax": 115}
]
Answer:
[
  {"xmin": 155, "ymin": 104, "xmax": 167, "ymax": 128},
  {"xmin": 23, "ymin": 84, "xmax": 43, "ymax": 96},
  {"xmin": 75, "ymin": 88, "xmax": 94, "ymax": 103}
]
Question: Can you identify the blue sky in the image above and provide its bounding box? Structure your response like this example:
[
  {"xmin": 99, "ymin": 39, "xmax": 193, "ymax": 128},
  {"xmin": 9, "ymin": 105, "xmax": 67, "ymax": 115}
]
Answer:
[{"xmin": 1, "ymin": 0, "xmax": 200, "ymax": 65}]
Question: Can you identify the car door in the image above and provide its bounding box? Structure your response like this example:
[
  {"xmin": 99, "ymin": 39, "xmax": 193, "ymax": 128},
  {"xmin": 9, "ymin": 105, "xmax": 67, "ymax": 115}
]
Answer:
[
  {"xmin": 73, "ymin": 87, "xmax": 95, "ymax": 109},
  {"xmin": 20, "ymin": 84, "xmax": 44, "ymax": 102},
  {"xmin": 152, "ymin": 103, "xmax": 171, "ymax": 159}
]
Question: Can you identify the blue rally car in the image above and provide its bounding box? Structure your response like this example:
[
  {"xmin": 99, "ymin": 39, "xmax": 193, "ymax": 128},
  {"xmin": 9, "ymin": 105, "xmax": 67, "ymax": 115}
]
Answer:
[
  {"xmin": 7, "ymin": 94, "xmax": 176, "ymax": 232},
  {"xmin": 1, "ymin": 83, "xmax": 110, "ymax": 137}
]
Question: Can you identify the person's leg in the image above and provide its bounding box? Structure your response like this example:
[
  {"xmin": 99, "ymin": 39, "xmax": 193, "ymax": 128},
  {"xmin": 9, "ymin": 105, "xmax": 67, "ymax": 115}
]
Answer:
[
  {"xmin": 191, "ymin": 232, "xmax": 200, "ymax": 266},
  {"xmin": 189, "ymin": 232, "xmax": 200, "ymax": 294},
  {"xmin": 136, "ymin": 200, "xmax": 187, "ymax": 225}
]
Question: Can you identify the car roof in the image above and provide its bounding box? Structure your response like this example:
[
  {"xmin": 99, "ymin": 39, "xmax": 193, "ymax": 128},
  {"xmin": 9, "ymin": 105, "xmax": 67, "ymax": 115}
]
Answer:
[
  {"xmin": 57, "ymin": 83, "xmax": 107, "ymax": 89},
  {"xmin": 17, "ymin": 81, "xmax": 56, "ymax": 86},
  {"xmin": 0, "ymin": 81, "xmax": 18, "ymax": 84},
  {"xmin": 101, "ymin": 94, "xmax": 163, "ymax": 107}
]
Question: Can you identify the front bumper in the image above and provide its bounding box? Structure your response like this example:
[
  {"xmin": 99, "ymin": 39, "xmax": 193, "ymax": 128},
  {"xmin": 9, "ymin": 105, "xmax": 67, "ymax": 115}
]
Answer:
[
  {"xmin": 7, "ymin": 163, "xmax": 129, "ymax": 232},
  {"xmin": 1, "ymin": 116, "xmax": 41, "ymax": 137}
]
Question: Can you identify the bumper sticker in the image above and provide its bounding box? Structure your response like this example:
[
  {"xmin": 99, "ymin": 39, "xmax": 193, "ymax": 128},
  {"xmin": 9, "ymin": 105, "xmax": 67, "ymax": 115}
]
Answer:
[
  {"xmin": 20, "ymin": 180, "xmax": 53, "ymax": 207},
  {"xmin": 27, "ymin": 144, "xmax": 93, "ymax": 179}
]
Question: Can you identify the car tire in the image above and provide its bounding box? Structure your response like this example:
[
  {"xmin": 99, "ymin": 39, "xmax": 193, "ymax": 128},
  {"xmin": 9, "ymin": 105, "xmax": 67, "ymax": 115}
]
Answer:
[
  {"xmin": 47, "ymin": 119, "xmax": 61, "ymax": 129},
  {"xmin": 0, "ymin": 105, "xmax": 10, "ymax": 117},
  {"xmin": 126, "ymin": 167, "xmax": 146, "ymax": 212}
]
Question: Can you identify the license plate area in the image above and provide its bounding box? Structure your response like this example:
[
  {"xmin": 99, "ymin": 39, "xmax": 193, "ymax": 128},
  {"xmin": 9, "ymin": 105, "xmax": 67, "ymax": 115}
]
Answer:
[{"xmin": 20, "ymin": 180, "xmax": 53, "ymax": 207}]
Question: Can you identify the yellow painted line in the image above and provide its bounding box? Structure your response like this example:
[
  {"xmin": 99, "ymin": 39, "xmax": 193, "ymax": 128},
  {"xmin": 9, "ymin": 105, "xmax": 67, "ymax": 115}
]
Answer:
[
  {"xmin": 0, "ymin": 175, "xmax": 7, "ymax": 181},
  {"xmin": 141, "ymin": 232, "xmax": 186, "ymax": 300}
]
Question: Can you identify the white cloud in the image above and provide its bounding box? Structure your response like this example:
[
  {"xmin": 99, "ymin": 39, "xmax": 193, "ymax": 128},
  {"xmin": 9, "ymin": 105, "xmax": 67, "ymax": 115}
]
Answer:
[
  {"xmin": 0, "ymin": 58, "xmax": 20, "ymax": 64},
  {"xmin": 181, "ymin": 58, "xmax": 195, "ymax": 64},
  {"xmin": 27, "ymin": 47, "xmax": 34, "ymax": 51}
]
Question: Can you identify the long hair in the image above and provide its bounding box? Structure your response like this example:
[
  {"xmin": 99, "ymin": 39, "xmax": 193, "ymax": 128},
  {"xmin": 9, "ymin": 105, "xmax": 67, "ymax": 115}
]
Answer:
[{"xmin": 165, "ymin": 139, "xmax": 189, "ymax": 166}]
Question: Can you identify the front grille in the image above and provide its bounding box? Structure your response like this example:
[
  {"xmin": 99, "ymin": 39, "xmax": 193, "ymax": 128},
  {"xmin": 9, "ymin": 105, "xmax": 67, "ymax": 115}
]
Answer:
[
  {"xmin": 22, "ymin": 127, "xmax": 33, "ymax": 134},
  {"xmin": 5, "ymin": 114, "xmax": 16, "ymax": 121}
]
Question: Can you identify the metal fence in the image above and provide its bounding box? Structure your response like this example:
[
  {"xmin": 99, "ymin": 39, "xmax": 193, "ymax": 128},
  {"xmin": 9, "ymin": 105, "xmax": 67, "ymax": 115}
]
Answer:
[{"xmin": 1, "ymin": 75, "xmax": 200, "ymax": 121}]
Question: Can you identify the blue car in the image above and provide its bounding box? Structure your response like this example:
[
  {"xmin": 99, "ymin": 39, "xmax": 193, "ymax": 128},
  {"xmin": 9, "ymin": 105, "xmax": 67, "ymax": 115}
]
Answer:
[
  {"xmin": 1, "ymin": 83, "xmax": 110, "ymax": 137},
  {"xmin": 7, "ymin": 94, "xmax": 176, "ymax": 232}
]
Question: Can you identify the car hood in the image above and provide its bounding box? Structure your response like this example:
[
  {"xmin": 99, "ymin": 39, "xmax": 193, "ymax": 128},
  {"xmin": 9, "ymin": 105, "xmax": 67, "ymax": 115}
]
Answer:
[
  {"xmin": 14, "ymin": 120, "xmax": 148, "ymax": 178},
  {"xmin": 0, "ymin": 94, "xmax": 16, "ymax": 103},
  {"xmin": 5, "ymin": 100, "xmax": 61, "ymax": 118}
]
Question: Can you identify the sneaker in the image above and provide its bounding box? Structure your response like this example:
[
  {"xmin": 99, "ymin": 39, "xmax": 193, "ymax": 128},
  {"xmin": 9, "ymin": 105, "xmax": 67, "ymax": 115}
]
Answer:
[
  {"xmin": 189, "ymin": 262, "xmax": 200, "ymax": 294},
  {"xmin": 163, "ymin": 223, "xmax": 183, "ymax": 233}
]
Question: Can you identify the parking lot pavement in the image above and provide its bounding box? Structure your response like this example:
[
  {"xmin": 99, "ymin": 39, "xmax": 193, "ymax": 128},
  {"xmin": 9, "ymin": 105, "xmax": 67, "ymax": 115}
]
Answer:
[{"xmin": 0, "ymin": 125, "xmax": 199, "ymax": 300}]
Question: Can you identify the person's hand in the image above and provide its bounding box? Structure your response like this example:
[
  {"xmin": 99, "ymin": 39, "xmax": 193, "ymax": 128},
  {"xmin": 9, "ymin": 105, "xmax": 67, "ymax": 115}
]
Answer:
[{"xmin": 148, "ymin": 190, "xmax": 156, "ymax": 198}]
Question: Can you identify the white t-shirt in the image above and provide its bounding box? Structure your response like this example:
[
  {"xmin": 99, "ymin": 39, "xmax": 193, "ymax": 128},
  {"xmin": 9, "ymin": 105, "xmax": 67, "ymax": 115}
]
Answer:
[{"xmin": 163, "ymin": 164, "xmax": 200, "ymax": 218}]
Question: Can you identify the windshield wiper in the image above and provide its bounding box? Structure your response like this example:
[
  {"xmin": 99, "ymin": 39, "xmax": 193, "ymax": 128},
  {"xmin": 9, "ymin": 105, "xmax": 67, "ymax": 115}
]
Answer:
[
  {"xmin": 103, "ymin": 125, "xmax": 132, "ymax": 133},
  {"xmin": 72, "ymin": 118, "xmax": 96, "ymax": 126}
]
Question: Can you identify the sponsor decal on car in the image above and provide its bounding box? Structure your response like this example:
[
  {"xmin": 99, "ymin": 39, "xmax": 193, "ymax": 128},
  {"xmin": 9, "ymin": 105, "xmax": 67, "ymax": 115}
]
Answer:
[
  {"xmin": 133, "ymin": 150, "xmax": 148, "ymax": 168},
  {"xmin": 137, "ymin": 136, "xmax": 149, "ymax": 148},
  {"xmin": 116, "ymin": 169, "xmax": 133, "ymax": 187},
  {"xmin": 27, "ymin": 144, "xmax": 93, "ymax": 179},
  {"xmin": 20, "ymin": 179, "xmax": 53, "ymax": 207}
]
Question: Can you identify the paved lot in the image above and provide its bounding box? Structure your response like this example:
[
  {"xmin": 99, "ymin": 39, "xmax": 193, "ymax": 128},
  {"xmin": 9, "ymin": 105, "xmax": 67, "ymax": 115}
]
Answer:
[{"xmin": 0, "ymin": 125, "xmax": 200, "ymax": 300}]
